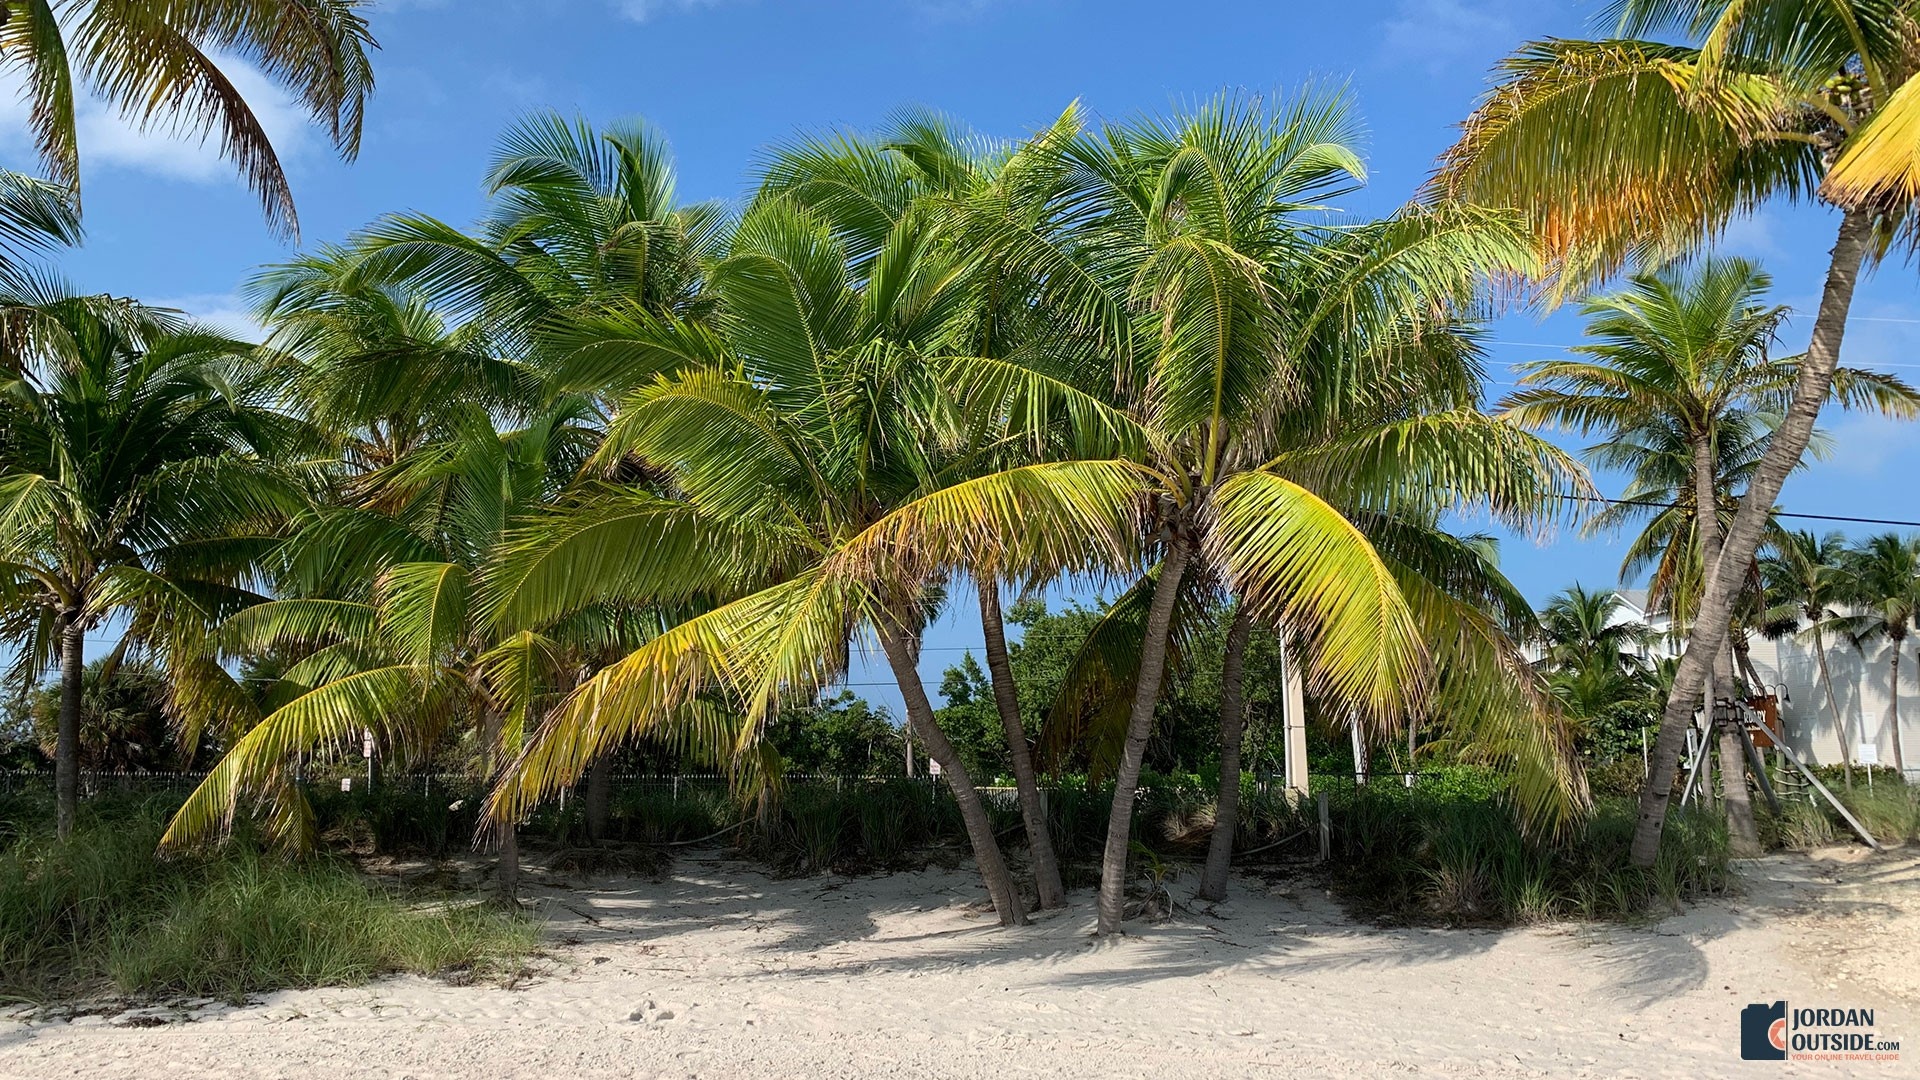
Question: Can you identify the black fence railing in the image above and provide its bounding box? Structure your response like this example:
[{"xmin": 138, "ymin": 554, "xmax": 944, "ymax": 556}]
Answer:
[{"xmin": 0, "ymin": 767, "xmax": 1484, "ymax": 800}]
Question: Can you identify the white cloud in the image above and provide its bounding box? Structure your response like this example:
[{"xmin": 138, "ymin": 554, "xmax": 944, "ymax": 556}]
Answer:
[
  {"xmin": 612, "ymin": 0, "xmax": 992, "ymax": 23},
  {"xmin": 150, "ymin": 292, "xmax": 266, "ymax": 341},
  {"xmin": 1717, "ymin": 211, "xmax": 1785, "ymax": 262},
  {"xmin": 0, "ymin": 55, "xmax": 311, "ymax": 187},
  {"xmin": 1817, "ymin": 412, "xmax": 1918, "ymax": 476},
  {"xmin": 1376, "ymin": 0, "xmax": 1517, "ymax": 75},
  {"xmin": 615, "ymin": 0, "xmax": 733, "ymax": 21},
  {"xmin": 1804, "ymin": 304, "xmax": 1920, "ymax": 475}
]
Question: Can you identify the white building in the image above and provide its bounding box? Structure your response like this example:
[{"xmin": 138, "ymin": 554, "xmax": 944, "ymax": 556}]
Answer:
[{"xmin": 1615, "ymin": 590, "xmax": 1916, "ymax": 779}]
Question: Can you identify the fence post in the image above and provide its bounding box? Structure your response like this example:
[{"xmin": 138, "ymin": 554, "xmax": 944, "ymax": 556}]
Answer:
[{"xmin": 1316, "ymin": 790, "xmax": 1331, "ymax": 863}]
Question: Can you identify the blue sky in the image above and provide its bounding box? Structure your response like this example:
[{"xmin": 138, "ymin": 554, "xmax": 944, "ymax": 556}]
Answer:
[{"xmin": 10, "ymin": 0, "xmax": 1920, "ymax": 703}]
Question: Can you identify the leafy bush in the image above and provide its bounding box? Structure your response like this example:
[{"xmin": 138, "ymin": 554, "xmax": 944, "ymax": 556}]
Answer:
[{"xmin": 0, "ymin": 795, "xmax": 536, "ymax": 1002}]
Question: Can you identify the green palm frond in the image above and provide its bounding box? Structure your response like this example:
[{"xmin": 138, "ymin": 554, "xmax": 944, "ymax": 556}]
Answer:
[{"xmin": 162, "ymin": 665, "xmax": 426, "ymax": 850}]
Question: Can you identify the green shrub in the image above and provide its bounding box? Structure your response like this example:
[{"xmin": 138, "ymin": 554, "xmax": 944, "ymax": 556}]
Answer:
[{"xmin": 0, "ymin": 796, "xmax": 536, "ymax": 1003}]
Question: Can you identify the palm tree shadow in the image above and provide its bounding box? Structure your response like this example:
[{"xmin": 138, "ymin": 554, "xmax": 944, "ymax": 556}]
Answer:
[{"xmin": 529, "ymin": 855, "xmax": 1747, "ymax": 1008}]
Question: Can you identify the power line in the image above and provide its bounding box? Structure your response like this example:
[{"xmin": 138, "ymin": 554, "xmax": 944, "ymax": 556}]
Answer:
[{"xmin": 1558, "ymin": 492, "xmax": 1920, "ymax": 529}]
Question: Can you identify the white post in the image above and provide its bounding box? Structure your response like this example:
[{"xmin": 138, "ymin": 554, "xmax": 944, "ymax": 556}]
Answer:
[
  {"xmin": 1281, "ymin": 638, "xmax": 1308, "ymax": 798},
  {"xmin": 1350, "ymin": 720, "xmax": 1368, "ymax": 786}
]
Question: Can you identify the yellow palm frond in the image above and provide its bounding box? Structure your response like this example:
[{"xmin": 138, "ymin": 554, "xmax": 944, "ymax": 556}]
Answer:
[
  {"xmin": 1208, "ymin": 471, "xmax": 1427, "ymax": 718},
  {"xmin": 1824, "ymin": 73, "xmax": 1920, "ymax": 207}
]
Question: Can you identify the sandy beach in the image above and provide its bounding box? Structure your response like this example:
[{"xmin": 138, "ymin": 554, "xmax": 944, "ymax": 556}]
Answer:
[{"xmin": 3, "ymin": 848, "xmax": 1914, "ymax": 1079}]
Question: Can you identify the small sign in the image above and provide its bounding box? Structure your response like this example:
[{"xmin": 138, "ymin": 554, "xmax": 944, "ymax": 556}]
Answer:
[
  {"xmin": 928, "ymin": 759, "xmax": 943, "ymax": 776},
  {"xmin": 1857, "ymin": 743, "xmax": 1879, "ymax": 766},
  {"xmin": 362, "ymin": 729, "xmax": 375, "ymax": 759},
  {"xmin": 340, "ymin": 777, "xmax": 353, "ymax": 792}
]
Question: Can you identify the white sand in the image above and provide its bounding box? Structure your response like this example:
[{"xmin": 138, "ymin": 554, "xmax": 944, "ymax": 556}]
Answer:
[{"xmin": 3, "ymin": 848, "xmax": 1915, "ymax": 1079}]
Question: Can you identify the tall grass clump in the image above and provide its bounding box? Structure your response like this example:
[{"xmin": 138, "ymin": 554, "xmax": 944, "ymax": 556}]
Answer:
[
  {"xmin": 1305, "ymin": 778, "xmax": 1732, "ymax": 925},
  {"xmin": 0, "ymin": 796, "xmax": 537, "ymax": 1003}
]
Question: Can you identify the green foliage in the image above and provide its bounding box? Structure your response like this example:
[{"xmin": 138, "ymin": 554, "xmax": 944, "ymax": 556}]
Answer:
[
  {"xmin": 770, "ymin": 690, "xmax": 907, "ymax": 778},
  {"xmin": 931, "ymin": 655, "xmax": 1009, "ymax": 780},
  {"xmin": 1325, "ymin": 787, "xmax": 1731, "ymax": 924},
  {"xmin": 0, "ymin": 795, "xmax": 536, "ymax": 1003},
  {"xmin": 940, "ymin": 598, "xmax": 1290, "ymax": 781},
  {"xmin": 23, "ymin": 660, "xmax": 190, "ymax": 772}
]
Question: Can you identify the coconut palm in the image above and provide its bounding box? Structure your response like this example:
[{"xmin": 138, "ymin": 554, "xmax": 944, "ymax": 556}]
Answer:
[
  {"xmin": 938, "ymin": 92, "xmax": 1583, "ymax": 932},
  {"xmin": 0, "ymin": 0, "xmax": 377, "ymax": 235},
  {"xmin": 1433, "ymin": 0, "xmax": 1920, "ymax": 864},
  {"xmin": 1501, "ymin": 256, "xmax": 1917, "ymax": 851},
  {"xmin": 0, "ymin": 171, "xmax": 81, "ymax": 274},
  {"xmin": 0, "ymin": 288, "xmax": 301, "ymax": 838},
  {"xmin": 757, "ymin": 108, "xmax": 1083, "ymax": 908},
  {"xmin": 1583, "ymin": 410, "xmax": 1794, "ymax": 627},
  {"xmin": 161, "ymin": 397, "xmax": 623, "ymax": 897},
  {"xmin": 1504, "ymin": 258, "xmax": 1912, "ymax": 606},
  {"xmin": 1537, "ymin": 584, "xmax": 1656, "ymax": 680},
  {"xmin": 1830, "ymin": 533, "xmax": 1920, "ymax": 775},
  {"xmin": 475, "ymin": 188, "xmax": 1127, "ymax": 925},
  {"xmin": 247, "ymin": 245, "xmax": 540, "ymax": 471},
  {"xmin": 348, "ymin": 113, "xmax": 728, "ymax": 375},
  {"xmin": 1760, "ymin": 529, "xmax": 1861, "ymax": 783}
]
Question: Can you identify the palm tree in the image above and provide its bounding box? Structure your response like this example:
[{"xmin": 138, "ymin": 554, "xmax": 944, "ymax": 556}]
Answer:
[
  {"xmin": 0, "ymin": 288, "xmax": 300, "ymax": 838},
  {"xmin": 1760, "ymin": 530, "xmax": 1860, "ymax": 783},
  {"xmin": 1433, "ymin": 0, "xmax": 1920, "ymax": 865},
  {"xmin": 1585, "ymin": 410, "xmax": 1793, "ymax": 627},
  {"xmin": 759, "ymin": 109, "xmax": 1078, "ymax": 908},
  {"xmin": 478, "ymin": 192, "xmax": 1103, "ymax": 925},
  {"xmin": 1537, "ymin": 585, "xmax": 1656, "ymax": 679},
  {"xmin": 942, "ymin": 93, "xmax": 1581, "ymax": 932},
  {"xmin": 1831, "ymin": 533, "xmax": 1920, "ymax": 776},
  {"xmin": 0, "ymin": 172, "xmax": 81, "ymax": 273},
  {"xmin": 348, "ymin": 113, "xmax": 728, "ymax": 374},
  {"xmin": 162, "ymin": 397, "xmax": 620, "ymax": 899},
  {"xmin": 0, "ymin": 0, "xmax": 377, "ymax": 235},
  {"xmin": 247, "ymin": 245, "xmax": 540, "ymax": 471},
  {"xmin": 1501, "ymin": 256, "xmax": 1917, "ymax": 852}
]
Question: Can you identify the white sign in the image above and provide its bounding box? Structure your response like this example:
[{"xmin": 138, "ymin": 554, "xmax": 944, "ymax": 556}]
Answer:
[
  {"xmin": 1857, "ymin": 743, "xmax": 1879, "ymax": 766},
  {"xmin": 340, "ymin": 777, "xmax": 353, "ymax": 792},
  {"xmin": 928, "ymin": 759, "xmax": 943, "ymax": 776}
]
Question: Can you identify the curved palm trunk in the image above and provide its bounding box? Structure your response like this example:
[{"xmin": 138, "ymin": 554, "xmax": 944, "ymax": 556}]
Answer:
[
  {"xmin": 1631, "ymin": 209, "xmax": 1874, "ymax": 866},
  {"xmin": 1813, "ymin": 626, "xmax": 1854, "ymax": 788},
  {"xmin": 1691, "ymin": 432, "xmax": 1760, "ymax": 853},
  {"xmin": 877, "ymin": 620, "xmax": 1027, "ymax": 926},
  {"xmin": 976, "ymin": 579, "xmax": 1065, "ymax": 909},
  {"xmin": 54, "ymin": 613, "xmax": 84, "ymax": 841},
  {"xmin": 1198, "ymin": 603, "xmax": 1254, "ymax": 902},
  {"xmin": 1096, "ymin": 539, "xmax": 1192, "ymax": 936},
  {"xmin": 482, "ymin": 710, "xmax": 519, "ymax": 901},
  {"xmin": 585, "ymin": 755, "xmax": 611, "ymax": 843}
]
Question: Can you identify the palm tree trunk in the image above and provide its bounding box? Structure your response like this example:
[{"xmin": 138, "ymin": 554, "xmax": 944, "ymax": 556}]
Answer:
[
  {"xmin": 877, "ymin": 619, "xmax": 1027, "ymax": 927},
  {"xmin": 1630, "ymin": 208, "xmax": 1875, "ymax": 866},
  {"xmin": 1717, "ymin": 723, "xmax": 1760, "ymax": 855},
  {"xmin": 1096, "ymin": 538, "xmax": 1192, "ymax": 936},
  {"xmin": 1198, "ymin": 603, "xmax": 1254, "ymax": 902},
  {"xmin": 975, "ymin": 579, "xmax": 1065, "ymax": 910},
  {"xmin": 53, "ymin": 612, "xmax": 83, "ymax": 841},
  {"xmin": 585, "ymin": 754, "xmax": 611, "ymax": 843},
  {"xmin": 482, "ymin": 709, "xmax": 518, "ymax": 901}
]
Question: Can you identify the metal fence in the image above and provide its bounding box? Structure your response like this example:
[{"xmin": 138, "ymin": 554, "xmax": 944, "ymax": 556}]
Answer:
[{"xmin": 1, "ymin": 767, "xmax": 1485, "ymax": 801}]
